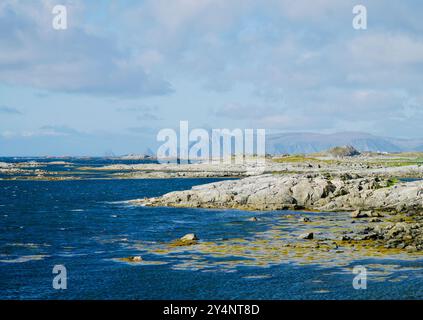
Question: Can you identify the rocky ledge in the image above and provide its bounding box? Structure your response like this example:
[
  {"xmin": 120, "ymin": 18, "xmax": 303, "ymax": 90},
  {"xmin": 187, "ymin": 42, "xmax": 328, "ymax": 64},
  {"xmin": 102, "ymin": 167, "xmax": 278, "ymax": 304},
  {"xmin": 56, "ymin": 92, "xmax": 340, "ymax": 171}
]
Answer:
[{"xmin": 130, "ymin": 173, "xmax": 422, "ymax": 213}]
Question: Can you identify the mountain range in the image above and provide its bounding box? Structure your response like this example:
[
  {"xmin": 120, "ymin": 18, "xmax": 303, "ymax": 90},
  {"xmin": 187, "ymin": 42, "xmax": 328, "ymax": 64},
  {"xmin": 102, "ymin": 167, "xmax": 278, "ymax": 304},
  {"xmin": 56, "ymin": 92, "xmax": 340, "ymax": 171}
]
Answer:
[{"xmin": 266, "ymin": 132, "xmax": 423, "ymax": 154}]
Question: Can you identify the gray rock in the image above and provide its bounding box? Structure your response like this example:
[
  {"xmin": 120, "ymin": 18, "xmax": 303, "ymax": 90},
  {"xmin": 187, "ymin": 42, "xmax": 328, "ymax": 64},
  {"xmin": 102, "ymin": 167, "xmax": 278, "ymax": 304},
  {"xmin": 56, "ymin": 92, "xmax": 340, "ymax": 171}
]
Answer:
[
  {"xmin": 298, "ymin": 232, "xmax": 314, "ymax": 240},
  {"xmin": 120, "ymin": 256, "xmax": 143, "ymax": 263},
  {"xmin": 406, "ymin": 245, "xmax": 418, "ymax": 252},
  {"xmin": 131, "ymin": 174, "xmax": 422, "ymax": 215},
  {"xmin": 180, "ymin": 233, "xmax": 199, "ymax": 241},
  {"xmin": 351, "ymin": 210, "xmax": 361, "ymax": 218},
  {"xmin": 351, "ymin": 210, "xmax": 377, "ymax": 218}
]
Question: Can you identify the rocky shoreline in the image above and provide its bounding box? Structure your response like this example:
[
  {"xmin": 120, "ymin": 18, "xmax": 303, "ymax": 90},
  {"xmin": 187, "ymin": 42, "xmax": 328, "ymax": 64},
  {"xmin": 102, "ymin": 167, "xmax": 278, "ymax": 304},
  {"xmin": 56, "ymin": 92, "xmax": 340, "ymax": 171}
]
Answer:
[
  {"xmin": 1, "ymin": 151, "xmax": 422, "ymax": 180},
  {"xmin": 86, "ymin": 156, "xmax": 423, "ymax": 179},
  {"xmin": 130, "ymin": 173, "xmax": 422, "ymax": 213},
  {"xmin": 130, "ymin": 173, "xmax": 423, "ymax": 252}
]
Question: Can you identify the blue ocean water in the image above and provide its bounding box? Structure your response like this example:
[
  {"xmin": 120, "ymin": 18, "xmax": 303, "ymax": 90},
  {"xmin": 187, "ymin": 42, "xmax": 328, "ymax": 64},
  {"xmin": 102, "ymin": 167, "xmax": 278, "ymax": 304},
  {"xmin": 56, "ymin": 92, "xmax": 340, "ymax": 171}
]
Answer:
[{"xmin": 1, "ymin": 163, "xmax": 423, "ymax": 299}]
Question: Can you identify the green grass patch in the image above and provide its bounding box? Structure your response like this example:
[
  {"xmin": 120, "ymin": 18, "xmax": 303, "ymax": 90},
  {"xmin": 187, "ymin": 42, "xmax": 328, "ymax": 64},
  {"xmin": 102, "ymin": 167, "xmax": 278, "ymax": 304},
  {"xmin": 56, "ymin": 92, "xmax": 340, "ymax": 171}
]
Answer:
[
  {"xmin": 272, "ymin": 155, "xmax": 337, "ymax": 164},
  {"xmin": 386, "ymin": 178, "xmax": 399, "ymax": 187},
  {"xmin": 366, "ymin": 159, "xmax": 423, "ymax": 167}
]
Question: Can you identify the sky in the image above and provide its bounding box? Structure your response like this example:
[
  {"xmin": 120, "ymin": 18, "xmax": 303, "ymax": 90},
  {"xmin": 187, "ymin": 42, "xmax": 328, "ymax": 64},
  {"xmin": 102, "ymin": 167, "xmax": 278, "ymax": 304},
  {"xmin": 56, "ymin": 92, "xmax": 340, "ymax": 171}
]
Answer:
[{"xmin": 0, "ymin": 0, "xmax": 422, "ymax": 156}]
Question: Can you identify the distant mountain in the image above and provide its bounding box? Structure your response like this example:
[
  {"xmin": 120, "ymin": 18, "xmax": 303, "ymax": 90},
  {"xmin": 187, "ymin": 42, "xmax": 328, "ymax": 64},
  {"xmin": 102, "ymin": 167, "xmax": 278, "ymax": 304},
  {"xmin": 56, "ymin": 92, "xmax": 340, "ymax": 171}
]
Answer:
[
  {"xmin": 266, "ymin": 132, "xmax": 423, "ymax": 154},
  {"xmin": 113, "ymin": 148, "xmax": 156, "ymax": 160}
]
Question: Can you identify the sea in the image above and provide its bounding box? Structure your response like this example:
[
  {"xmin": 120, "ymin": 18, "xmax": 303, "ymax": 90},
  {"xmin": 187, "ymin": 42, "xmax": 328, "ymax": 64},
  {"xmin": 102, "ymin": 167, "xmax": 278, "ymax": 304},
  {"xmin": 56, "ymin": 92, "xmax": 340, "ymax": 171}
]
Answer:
[{"xmin": 1, "ymin": 158, "xmax": 423, "ymax": 299}]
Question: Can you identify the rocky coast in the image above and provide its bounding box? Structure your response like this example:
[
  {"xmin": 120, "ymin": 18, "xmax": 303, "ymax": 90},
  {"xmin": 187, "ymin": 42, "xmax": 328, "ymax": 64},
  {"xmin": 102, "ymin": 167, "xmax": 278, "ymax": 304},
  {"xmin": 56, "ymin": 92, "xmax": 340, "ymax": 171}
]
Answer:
[
  {"xmin": 1, "ymin": 150, "xmax": 422, "ymax": 180},
  {"xmin": 130, "ymin": 174, "xmax": 422, "ymax": 213},
  {"xmin": 1, "ymin": 153, "xmax": 423, "ymax": 269},
  {"xmin": 130, "ymin": 173, "xmax": 423, "ymax": 254},
  {"xmin": 86, "ymin": 153, "xmax": 423, "ymax": 179}
]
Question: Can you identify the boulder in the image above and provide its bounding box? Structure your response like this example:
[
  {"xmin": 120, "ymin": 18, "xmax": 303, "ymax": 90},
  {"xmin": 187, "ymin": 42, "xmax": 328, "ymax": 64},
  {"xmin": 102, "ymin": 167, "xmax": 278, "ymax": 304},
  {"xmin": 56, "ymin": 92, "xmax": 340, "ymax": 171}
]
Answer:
[
  {"xmin": 351, "ymin": 210, "xmax": 379, "ymax": 218},
  {"xmin": 298, "ymin": 232, "xmax": 314, "ymax": 240},
  {"xmin": 119, "ymin": 256, "xmax": 143, "ymax": 263},
  {"xmin": 180, "ymin": 233, "xmax": 199, "ymax": 241}
]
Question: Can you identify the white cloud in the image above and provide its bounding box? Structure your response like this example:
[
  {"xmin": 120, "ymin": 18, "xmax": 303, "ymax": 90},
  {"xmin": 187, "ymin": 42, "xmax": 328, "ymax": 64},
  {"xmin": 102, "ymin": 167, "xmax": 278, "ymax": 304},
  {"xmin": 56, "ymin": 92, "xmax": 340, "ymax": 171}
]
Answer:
[
  {"xmin": 348, "ymin": 33, "xmax": 423, "ymax": 66},
  {"xmin": 2, "ymin": 0, "xmax": 423, "ymax": 151},
  {"xmin": 0, "ymin": 1, "xmax": 172, "ymax": 97}
]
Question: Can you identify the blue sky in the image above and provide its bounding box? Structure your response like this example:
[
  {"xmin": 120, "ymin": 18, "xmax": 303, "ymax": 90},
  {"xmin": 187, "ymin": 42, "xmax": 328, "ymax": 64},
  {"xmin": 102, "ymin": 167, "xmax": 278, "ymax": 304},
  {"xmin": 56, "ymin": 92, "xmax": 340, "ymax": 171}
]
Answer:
[{"xmin": 0, "ymin": 0, "xmax": 422, "ymax": 156}]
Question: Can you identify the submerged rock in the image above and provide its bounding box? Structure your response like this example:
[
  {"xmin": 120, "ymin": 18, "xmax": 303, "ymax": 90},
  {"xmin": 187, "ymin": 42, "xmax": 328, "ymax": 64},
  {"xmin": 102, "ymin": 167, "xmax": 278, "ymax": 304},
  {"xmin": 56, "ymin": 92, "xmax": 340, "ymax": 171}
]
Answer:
[{"xmin": 168, "ymin": 233, "xmax": 199, "ymax": 247}]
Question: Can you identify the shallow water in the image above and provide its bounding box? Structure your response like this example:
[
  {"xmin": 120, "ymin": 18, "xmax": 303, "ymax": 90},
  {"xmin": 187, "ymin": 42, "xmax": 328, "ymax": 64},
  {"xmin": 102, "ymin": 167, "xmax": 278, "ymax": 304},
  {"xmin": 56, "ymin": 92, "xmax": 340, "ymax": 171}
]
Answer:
[
  {"xmin": 1, "ymin": 164, "xmax": 423, "ymax": 299},
  {"xmin": 400, "ymin": 177, "xmax": 423, "ymax": 182}
]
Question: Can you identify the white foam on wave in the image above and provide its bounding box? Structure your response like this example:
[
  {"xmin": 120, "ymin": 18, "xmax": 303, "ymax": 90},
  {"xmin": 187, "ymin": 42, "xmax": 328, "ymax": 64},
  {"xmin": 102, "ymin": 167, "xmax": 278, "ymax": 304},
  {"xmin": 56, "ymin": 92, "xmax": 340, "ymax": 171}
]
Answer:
[{"xmin": 0, "ymin": 255, "xmax": 49, "ymax": 264}]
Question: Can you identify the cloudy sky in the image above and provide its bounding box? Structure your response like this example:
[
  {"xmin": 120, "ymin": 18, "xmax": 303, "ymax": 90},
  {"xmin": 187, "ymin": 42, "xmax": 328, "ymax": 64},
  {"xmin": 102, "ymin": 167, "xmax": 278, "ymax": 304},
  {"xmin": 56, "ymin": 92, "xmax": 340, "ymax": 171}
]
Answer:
[{"xmin": 1, "ymin": 0, "xmax": 422, "ymax": 156}]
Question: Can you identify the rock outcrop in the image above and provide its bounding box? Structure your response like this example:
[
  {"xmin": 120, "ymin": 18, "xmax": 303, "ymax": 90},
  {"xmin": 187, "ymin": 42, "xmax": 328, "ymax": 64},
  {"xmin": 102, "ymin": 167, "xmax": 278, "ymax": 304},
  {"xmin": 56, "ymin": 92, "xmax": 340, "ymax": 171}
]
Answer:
[
  {"xmin": 130, "ymin": 174, "xmax": 422, "ymax": 214},
  {"xmin": 327, "ymin": 145, "xmax": 361, "ymax": 158},
  {"xmin": 349, "ymin": 222, "xmax": 423, "ymax": 251}
]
